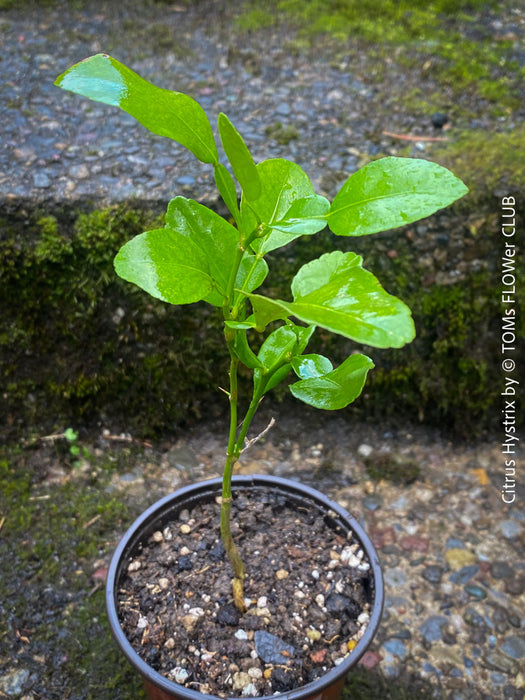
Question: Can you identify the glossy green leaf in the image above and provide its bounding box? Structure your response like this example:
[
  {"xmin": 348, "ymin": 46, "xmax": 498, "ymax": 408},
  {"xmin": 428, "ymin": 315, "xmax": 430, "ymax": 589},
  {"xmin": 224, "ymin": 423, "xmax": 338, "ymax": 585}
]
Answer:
[
  {"xmin": 55, "ymin": 54, "xmax": 218, "ymax": 164},
  {"xmin": 270, "ymin": 195, "xmax": 329, "ymax": 235},
  {"xmin": 290, "ymin": 354, "xmax": 374, "ymax": 410},
  {"xmin": 224, "ymin": 320, "xmax": 256, "ymax": 330},
  {"xmin": 240, "ymin": 159, "xmax": 321, "ymax": 253},
  {"xmin": 291, "ymin": 354, "xmax": 333, "ymax": 379},
  {"xmin": 254, "ymin": 323, "xmax": 314, "ymax": 395},
  {"xmin": 164, "ymin": 197, "xmax": 240, "ymax": 305},
  {"xmin": 115, "ymin": 197, "xmax": 254, "ymax": 307},
  {"xmin": 214, "ymin": 163, "xmax": 240, "ymax": 221},
  {"xmin": 218, "ymin": 113, "xmax": 261, "ymax": 202},
  {"xmin": 235, "ymin": 253, "xmax": 269, "ymax": 302},
  {"xmin": 114, "ymin": 228, "xmax": 214, "ymax": 305},
  {"xmin": 328, "ymin": 156, "xmax": 468, "ymax": 236},
  {"xmin": 233, "ymin": 331, "xmax": 263, "ymax": 369},
  {"xmin": 248, "ymin": 251, "xmax": 415, "ymax": 348}
]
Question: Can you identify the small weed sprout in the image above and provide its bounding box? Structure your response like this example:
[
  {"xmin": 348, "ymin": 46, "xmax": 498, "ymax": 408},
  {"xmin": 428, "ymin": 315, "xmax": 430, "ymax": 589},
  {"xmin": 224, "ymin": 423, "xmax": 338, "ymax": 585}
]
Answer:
[{"xmin": 56, "ymin": 55, "xmax": 467, "ymax": 610}]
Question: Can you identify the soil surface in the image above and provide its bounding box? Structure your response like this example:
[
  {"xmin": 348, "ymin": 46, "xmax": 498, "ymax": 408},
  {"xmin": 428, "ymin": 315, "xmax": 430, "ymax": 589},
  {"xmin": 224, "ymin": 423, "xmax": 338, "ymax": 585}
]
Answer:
[{"xmin": 118, "ymin": 487, "xmax": 373, "ymax": 696}]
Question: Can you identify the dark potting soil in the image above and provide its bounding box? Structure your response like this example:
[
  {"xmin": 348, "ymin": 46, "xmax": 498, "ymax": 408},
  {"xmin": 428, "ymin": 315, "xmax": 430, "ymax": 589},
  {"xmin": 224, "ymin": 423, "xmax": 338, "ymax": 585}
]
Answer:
[{"xmin": 117, "ymin": 488, "xmax": 374, "ymax": 697}]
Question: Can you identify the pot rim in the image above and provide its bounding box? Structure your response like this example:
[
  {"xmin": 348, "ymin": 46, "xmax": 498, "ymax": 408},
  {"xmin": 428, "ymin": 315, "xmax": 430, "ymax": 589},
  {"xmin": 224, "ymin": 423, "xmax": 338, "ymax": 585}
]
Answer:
[{"xmin": 106, "ymin": 474, "xmax": 384, "ymax": 700}]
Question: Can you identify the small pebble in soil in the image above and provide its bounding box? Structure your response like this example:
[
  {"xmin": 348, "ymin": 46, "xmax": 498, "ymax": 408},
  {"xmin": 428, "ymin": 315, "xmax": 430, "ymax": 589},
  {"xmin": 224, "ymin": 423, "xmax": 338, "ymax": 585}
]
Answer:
[
  {"xmin": 432, "ymin": 112, "xmax": 449, "ymax": 128},
  {"xmin": 500, "ymin": 636, "xmax": 525, "ymax": 660},
  {"xmin": 254, "ymin": 630, "xmax": 295, "ymax": 664},
  {"xmin": 169, "ymin": 667, "xmax": 190, "ymax": 684},
  {"xmin": 217, "ymin": 603, "xmax": 241, "ymax": 627}
]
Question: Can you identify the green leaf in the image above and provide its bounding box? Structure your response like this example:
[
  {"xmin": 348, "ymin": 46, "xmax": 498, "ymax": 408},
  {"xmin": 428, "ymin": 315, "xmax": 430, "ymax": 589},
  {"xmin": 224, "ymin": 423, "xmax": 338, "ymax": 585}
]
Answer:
[
  {"xmin": 225, "ymin": 320, "xmax": 256, "ymax": 330},
  {"xmin": 328, "ymin": 156, "xmax": 468, "ymax": 236},
  {"xmin": 270, "ymin": 195, "xmax": 329, "ymax": 235},
  {"xmin": 240, "ymin": 159, "xmax": 322, "ymax": 252},
  {"xmin": 233, "ymin": 331, "xmax": 263, "ymax": 369},
  {"xmin": 218, "ymin": 113, "xmax": 261, "ymax": 202},
  {"xmin": 55, "ymin": 54, "xmax": 218, "ymax": 164},
  {"xmin": 114, "ymin": 228, "xmax": 215, "ymax": 305},
  {"xmin": 291, "ymin": 354, "xmax": 333, "ymax": 379},
  {"xmin": 248, "ymin": 251, "xmax": 415, "ymax": 348},
  {"xmin": 116, "ymin": 197, "xmax": 256, "ymax": 307},
  {"xmin": 164, "ymin": 197, "xmax": 241, "ymax": 305},
  {"xmin": 254, "ymin": 323, "xmax": 314, "ymax": 395},
  {"xmin": 214, "ymin": 163, "xmax": 240, "ymax": 221},
  {"xmin": 290, "ymin": 354, "xmax": 374, "ymax": 410}
]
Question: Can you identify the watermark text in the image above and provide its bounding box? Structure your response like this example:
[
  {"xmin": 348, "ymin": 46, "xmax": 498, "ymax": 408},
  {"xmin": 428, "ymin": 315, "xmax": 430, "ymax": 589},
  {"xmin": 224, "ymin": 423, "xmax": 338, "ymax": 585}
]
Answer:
[{"xmin": 500, "ymin": 196, "xmax": 519, "ymax": 504}]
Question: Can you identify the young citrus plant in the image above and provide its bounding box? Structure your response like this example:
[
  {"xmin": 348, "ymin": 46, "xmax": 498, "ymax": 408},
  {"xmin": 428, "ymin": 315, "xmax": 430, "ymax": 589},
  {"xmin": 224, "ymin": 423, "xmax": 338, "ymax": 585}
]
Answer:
[{"xmin": 56, "ymin": 54, "xmax": 468, "ymax": 611}]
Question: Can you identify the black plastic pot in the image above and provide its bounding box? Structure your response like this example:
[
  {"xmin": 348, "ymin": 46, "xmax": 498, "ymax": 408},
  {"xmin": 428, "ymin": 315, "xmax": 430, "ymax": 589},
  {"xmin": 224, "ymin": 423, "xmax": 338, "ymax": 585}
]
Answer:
[{"xmin": 106, "ymin": 475, "xmax": 384, "ymax": 700}]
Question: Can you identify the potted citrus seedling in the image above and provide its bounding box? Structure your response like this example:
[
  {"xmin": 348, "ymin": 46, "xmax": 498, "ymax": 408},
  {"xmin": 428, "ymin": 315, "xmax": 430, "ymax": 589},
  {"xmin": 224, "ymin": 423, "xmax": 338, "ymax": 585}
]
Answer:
[{"xmin": 55, "ymin": 55, "xmax": 467, "ymax": 700}]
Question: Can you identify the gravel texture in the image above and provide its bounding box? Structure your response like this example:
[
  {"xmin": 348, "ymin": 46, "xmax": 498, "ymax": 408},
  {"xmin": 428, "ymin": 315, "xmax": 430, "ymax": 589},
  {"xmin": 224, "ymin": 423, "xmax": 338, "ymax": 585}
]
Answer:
[
  {"xmin": 98, "ymin": 409, "xmax": 524, "ymax": 699},
  {"xmin": 3, "ymin": 0, "xmax": 521, "ymax": 208}
]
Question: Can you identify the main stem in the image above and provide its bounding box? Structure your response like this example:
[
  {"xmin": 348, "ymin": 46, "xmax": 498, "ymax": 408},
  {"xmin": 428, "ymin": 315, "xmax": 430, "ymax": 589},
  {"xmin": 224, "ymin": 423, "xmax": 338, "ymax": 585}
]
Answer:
[
  {"xmin": 220, "ymin": 353, "xmax": 247, "ymax": 612},
  {"xmin": 221, "ymin": 237, "xmax": 254, "ymax": 612}
]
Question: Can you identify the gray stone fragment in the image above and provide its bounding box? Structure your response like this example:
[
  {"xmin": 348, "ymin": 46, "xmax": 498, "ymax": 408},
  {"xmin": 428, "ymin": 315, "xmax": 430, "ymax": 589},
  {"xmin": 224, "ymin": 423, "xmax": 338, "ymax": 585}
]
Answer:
[
  {"xmin": 419, "ymin": 615, "xmax": 448, "ymax": 643},
  {"xmin": 254, "ymin": 630, "xmax": 295, "ymax": 664},
  {"xmin": 500, "ymin": 635, "xmax": 525, "ymax": 660}
]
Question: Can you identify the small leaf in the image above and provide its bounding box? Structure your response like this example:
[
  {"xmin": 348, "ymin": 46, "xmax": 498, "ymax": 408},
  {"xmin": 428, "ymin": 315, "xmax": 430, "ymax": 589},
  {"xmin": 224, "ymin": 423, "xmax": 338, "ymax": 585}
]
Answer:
[
  {"xmin": 234, "ymin": 331, "xmax": 263, "ymax": 369},
  {"xmin": 214, "ymin": 163, "xmax": 240, "ymax": 221},
  {"xmin": 225, "ymin": 320, "xmax": 256, "ymax": 330},
  {"xmin": 254, "ymin": 323, "xmax": 314, "ymax": 395},
  {"xmin": 291, "ymin": 354, "xmax": 333, "ymax": 379},
  {"xmin": 236, "ymin": 254, "xmax": 269, "ymax": 300},
  {"xmin": 328, "ymin": 156, "xmax": 468, "ymax": 236},
  {"xmin": 240, "ymin": 159, "xmax": 321, "ymax": 252},
  {"xmin": 55, "ymin": 54, "xmax": 218, "ymax": 164},
  {"xmin": 290, "ymin": 354, "xmax": 374, "ymax": 410},
  {"xmin": 270, "ymin": 195, "xmax": 329, "ymax": 235},
  {"xmin": 218, "ymin": 113, "xmax": 261, "ymax": 202},
  {"xmin": 248, "ymin": 251, "xmax": 415, "ymax": 348}
]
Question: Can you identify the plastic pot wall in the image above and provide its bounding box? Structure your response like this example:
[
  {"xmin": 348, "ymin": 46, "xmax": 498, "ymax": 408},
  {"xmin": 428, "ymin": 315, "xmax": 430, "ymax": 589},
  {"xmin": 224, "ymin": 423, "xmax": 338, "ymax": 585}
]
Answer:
[{"xmin": 106, "ymin": 475, "xmax": 384, "ymax": 700}]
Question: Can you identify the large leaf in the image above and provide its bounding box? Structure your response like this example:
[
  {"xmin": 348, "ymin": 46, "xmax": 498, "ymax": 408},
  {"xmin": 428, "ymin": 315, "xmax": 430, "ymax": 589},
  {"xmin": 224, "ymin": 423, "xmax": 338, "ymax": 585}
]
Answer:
[
  {"xmin": 248, "ymin": 251, "xmax": 415, "ymax": 348},
  {"xmin": 164, "ymin": 197, "xmax": 237, "ymax": 305},
  {"xmin": 114, "ymin": 228, "xmax": 215, "ymax": 305},
  {"xmin": 240, "ymin": 159, "xmax": 323, "ymax": 252},
  {"xmin": 218, "ymin": 113, "xmax": 261, "ymax": 202},
  {"xmin": 55, "ymin": 54, "xmax": 218, "ymax": 165},
  {"xmin": 165, "ymin": 197, "xmax": 267, "ymax": 306},
  {"xmin": 115, "ymin": 197, "xmax": 266, "ymax": 307},
  {"xmin": 290, "ymin": 354, "xmax": 374, "ymax": 410},
  {"xmin": 328, "ymin": 156, "xmax": 468, "ymax": 236}
]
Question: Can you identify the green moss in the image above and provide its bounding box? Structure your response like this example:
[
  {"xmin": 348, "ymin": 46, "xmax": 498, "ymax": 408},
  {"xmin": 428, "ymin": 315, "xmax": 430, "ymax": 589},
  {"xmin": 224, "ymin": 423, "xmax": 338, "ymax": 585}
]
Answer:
[
  {"xmin": 264, "ymin": 121, "xmax": 300, "ymax": 145},
  {"xmin": 236, "ymin": 0, "xmax": 520, "ymax": 111},
  {"xmin": 1, "ymin": 183, "xmax": 522, "ymax": 441},
  {"xmin": 343, "ymin": 665, "xmax": 437, "ymax": 699},
  {"xmin": 0, "ymin": 442, "xmax": 146, "ymax": 698},
  {"xmin": 365, "ymin": 453, "xmax": 421, "ymax": 485},
  {"xmin": 0, "ymin": 203, "xmax": 228, "ymax": 441},
  {"xmin": 434, "ymin": 126, "xmax": 525, "ymax": 204}
]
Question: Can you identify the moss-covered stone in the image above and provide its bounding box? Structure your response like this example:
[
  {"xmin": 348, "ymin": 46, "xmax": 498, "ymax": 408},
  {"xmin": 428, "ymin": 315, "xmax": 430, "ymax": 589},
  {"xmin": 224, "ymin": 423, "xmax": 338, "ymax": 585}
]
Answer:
[
  {"xmin": 1, "ymin": 189, "xmax": 522, "ymax": 440},
  {"xmin": 0, "ymin": 203, "xmax": 229, "ymax": 441}
]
